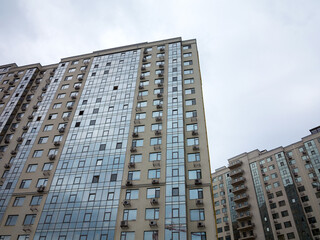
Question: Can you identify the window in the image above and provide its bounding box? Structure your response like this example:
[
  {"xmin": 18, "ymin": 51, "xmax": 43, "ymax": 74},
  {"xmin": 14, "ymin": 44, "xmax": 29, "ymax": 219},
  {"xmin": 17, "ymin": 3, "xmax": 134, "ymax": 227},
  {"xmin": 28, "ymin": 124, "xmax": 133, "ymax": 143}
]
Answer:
[
  {"xmin": 120, "ymin": 232, "xmax": 135, "ymax": 240},
  {"xmin": 134, "ymin": 125, "xmax": 145, "ymax": 133},
  {"xmin": 144, "ymin": 231, "xmax": 158, "ymax": 240},
  {"xmin": 149, "ymin": 152, "xmax": 161, "ymax": 162},
  {"xmin": 284, "ymin": 221, "xmax": 292, "ymax": 228},
  {"xmin": 135, "ymin": 112, "xmax": 146, "ymax": 119},
  {"xmin": 23, "ymin": 214, "xmax": 36, "ymax": 225},
  {"xmin": 188, "ymin": 153, "xmax": 200, "ymax": 162},
  {"xmin": 137, "ymin": 101, "xmax": 147, "ymax": 108},
  {"xmin": 57, "ymin": 93, "xmax": 66, "ymax": 99},
  {"xmin": 186, "ymin": 99, "xmax": 196, "ymax": 105},
  {"xmin": 63, "ymin": 214, "xmax": 71, "ymax": 223},
  {"xmin": 183, "ymin": 45, "xmax": 191, "ymax": 50},
  {"xmin": 279, "ymin": 200, "xmax": 286, "ymax": 206},
  {"xmin": 184, "ymin": 69, "xmax": 193, "ymax": 75},
  {"xmin": 13, "ymin": 197, "xmax": 25, "ymax": 207},
  {"xmin": 125, "ymin": 189, "xmax": 139, "ymax": 200},
  {"xmin": 43, "ymin": 125, "xmax": 53, "ymax": 131},
  {"xmin": 189, "ymin": 170, "xmax": 202, "ymax": 179},
  {"xmin": 148, "ymin": 169, "xmax": 160, "ymax": 179},
  {"xmin": 281, "ymin": 210, "xmax": 289, "ymax": 217},
  {"xmin": 84, "ymin": 213, "xmax": 92, "ymax": 222},
  {"xmin": 30, "ymin": 196, "xmax": 42, "ymax": 206},
  {"xmin": 89, "ymin": 120, "xmax": 96, "ymax": 126},
  {"xmin": 152, "ymin": 111, "xmax": 162, "ymax": 118},
  {"xmin": 128, "ymin": 171, "xmax": 140, "ymax": 180},
  {"xmin": 189, "ymin": 188, "xmax": 203, "ymax": 199},
  {"xmin": 185, "ymin": 88, "xmax": 195, "ymax": 94},
  {"xmin": 53, "ymin": 103, "xmax": 62, "ymax": 109},
  {"xmin": 145, "ymin": 208, "xmax": 159, "ymax": 220},
  {"xmin": 123, "ymin": 209, "xmax": 137, "ymax": 221},
  {"xmin": 32, "ymin": 149, "xmax": 43, "ymax": 158},
  {"xmin": 187, "ymin": 137, "xmax": 199, "ymax": 146},
  {"xmin": 132, "ymin": 139, "xmax": 143, "ymax": 147},
  {"xmin": 287, "ymin": 233, "xmax": 295, "ymax": 239},
  {"xmin": 172, "ymin": 188, "xmax": 179, "ymax": 196},
  {"xmin": 61, "ymin": 84, "xmax": 69, "ymax": 90},
  {"xmin": 116, "ymin": 142, "xmax": 123, "ymax": 149},
  {"xmin": 190, "ymin": 209, "xmax": 205, "ymax": 221},
  {"xmin": 147, "ymin": 188, "xmax": 160, "ymax": 198},
  {"xmin": 130, "ymin": 154, "xmax": 142, "ymax": 163},
  {"xmin": 186, "ymin": 110, "xmax": 197, "ymax": 118},
  {"xmin": 92, "ymin": 175, "xmax": 100, "ymax": 183},
  {"xmin": 184, "ymin": 60, "xmax": 193, "ymax": 66},
  {"xmin": 150, "ymin": 137, "xmax": 161, "ymax": 145},
  {"xmin": 183, "ymin": 52, "xmax": 192, "ymax": 57},
  {"xmin": 37, "ymin": 178, "xmax": 48, "ymax": 187},
  {"xmin": 5, "ymin": 215, "xmax": 18, "ymax": 226},
  {"xmin": 187, "ymin": 124, "xmax": 198, "ymax": 131},
  {"xmin": 38, "ymin": 137, "xmax": 48, "ymax": 144}
]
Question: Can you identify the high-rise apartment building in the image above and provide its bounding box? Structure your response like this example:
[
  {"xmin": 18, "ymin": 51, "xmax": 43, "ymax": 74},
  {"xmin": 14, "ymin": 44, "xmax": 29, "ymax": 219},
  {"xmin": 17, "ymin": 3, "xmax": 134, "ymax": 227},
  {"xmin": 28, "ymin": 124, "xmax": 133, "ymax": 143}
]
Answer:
[
  {"xmin": 0, "ymin": 37, "xmax": 216, "ymax": 240},
  {"xmin": 212, "ymin": 127, "xmax": 320, "ymax": 240}
]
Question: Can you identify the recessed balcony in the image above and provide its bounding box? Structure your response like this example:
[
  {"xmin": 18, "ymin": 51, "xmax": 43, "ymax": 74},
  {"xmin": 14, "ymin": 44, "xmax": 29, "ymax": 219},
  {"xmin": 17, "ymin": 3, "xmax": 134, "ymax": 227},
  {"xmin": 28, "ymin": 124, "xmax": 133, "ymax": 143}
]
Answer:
[
  {"xmin": 237, "ymin": 223, "xmax": 255, "ymax": 231},
  {"xmin": 231, "ymin": 177, "xmax": 246, "ymax": 186},
  {"xmin": 234, "ymin": 193, "xmax": 249, "ymax": 203},
  {"xmin": 236, "ymin": 212, "xmax": 252, "ymax": 221},
  {"xmin": 228, "ymin": 160, "xmax": 243, "ymax": 169},
  {"xmin": 235, "ymin": 203, "xmax": 250, "ymax": 211},
  {"xmin": 232, "ymin": 185, "xmax": 247, "ymax": 194},
  {"xmin": 239, "ymin": 234, "xmax": 256, "ymax": 240},
  {"xmin": 230, "ymin": 169, "xmax": 244, "ymax": 178}
]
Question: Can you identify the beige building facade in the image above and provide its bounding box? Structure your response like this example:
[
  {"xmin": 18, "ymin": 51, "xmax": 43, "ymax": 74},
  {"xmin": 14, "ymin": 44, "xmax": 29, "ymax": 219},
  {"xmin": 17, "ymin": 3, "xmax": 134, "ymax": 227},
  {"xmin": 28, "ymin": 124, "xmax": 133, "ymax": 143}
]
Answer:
[
  {"xmin": 212, "ymin": 127, "xmax": 320, "ymax": 240},
  {"xmin": 0, "ymin": 38, "xmax": 216, "ymax": 239}
]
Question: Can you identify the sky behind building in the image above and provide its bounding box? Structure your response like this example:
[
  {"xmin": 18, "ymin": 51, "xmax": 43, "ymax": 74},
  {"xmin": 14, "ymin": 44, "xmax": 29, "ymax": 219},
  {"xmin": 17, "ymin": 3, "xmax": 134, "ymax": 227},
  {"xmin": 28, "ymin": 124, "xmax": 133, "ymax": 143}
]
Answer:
[{"xmin": 1, "ymin": 0, "xmax": 320, "ymax": 170}]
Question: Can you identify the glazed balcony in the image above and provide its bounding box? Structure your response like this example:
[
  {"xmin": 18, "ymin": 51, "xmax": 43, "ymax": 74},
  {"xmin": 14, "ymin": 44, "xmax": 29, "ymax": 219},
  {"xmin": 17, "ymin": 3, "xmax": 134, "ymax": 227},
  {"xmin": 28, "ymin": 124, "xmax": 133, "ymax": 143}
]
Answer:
[
  {"xmin": 235, "ymin": 202, "xmax": 250, "ymax": 211},
  {"xmin": 234, "ymin": 193, "xmax": 249, "ymax": 203},
  {"xmin": 230, "ymin": 169, "xmax": 244, "ymax": 178},
  {"xmin": 232, "ymin": 185, "xmax": 247, "ymax": 194},
  {"xmin": 236, "ymin": 212, "xmax": 252, "ymax": 221},
  {"xmin": 231, "ymin": 176, "xmax": 246, "ymax": 186},
  {"xmin": 228, "ymin": 160, "xmax": 243, "ymax": 169}
]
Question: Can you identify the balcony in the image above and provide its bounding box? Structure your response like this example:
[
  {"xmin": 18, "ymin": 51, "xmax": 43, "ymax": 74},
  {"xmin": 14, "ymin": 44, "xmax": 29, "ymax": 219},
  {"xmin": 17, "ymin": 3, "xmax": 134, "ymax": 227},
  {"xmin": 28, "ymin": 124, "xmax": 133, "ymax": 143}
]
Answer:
[
  {"xmin": 239, "ymin": 234, "xmax": 256, "ymax": 240},
  {"xmin": 230, "ymin": 169, "xmax": 244, "ymax": 178},
  {"xmin": 228, "ymin": 160, "xmax": 243, "ymax": 169},
  {"xmin": 236, "ymin": 212, "xmax": 252, "ymax": 221},
  {"xmin": 232, "ymin": 185, "xmax": 247, "ymax": 194},
  {"xmin": 234, "ymin": 193, "xmax": 249, "ymax": 203},
  {"xmin": 231, "ymin": 177, "xmax": 246, "ymax": 186},
  {"xmin": 235, "ymin": 203, "xmax": 250, "ymax": 211},
  {"xmin": 237, "ymin": 223, "xmax": 255, "ymax": 231}
]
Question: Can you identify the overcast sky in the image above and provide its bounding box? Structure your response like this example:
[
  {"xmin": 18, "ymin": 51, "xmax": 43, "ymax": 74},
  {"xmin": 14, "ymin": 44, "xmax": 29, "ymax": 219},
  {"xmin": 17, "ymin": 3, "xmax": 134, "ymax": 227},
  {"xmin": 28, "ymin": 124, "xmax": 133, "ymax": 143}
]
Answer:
[{"xmin": 1, "ymin": 0, "xmax": 320, "ymax": 171}]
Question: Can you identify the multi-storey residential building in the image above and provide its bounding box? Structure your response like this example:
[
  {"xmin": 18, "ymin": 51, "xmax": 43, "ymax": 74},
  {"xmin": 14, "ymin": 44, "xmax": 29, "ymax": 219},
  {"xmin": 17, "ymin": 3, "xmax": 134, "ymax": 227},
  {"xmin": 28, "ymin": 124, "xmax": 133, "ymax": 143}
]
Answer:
[
  {"xmin": 212, "ymin": 127, "xmax": 320, "ymax": 240},
  {"xmin": 0, "ymin": 37, "xmax": 217, "ymax": 240}
]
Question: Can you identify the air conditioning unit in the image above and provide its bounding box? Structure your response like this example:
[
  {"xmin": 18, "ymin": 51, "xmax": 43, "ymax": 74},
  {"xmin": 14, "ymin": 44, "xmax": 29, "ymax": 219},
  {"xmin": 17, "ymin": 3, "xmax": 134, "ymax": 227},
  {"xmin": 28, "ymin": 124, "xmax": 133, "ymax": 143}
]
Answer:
[
  {"xmin": 75, "ymin": 85, "xmax": 80, "ymax": 90},
  {"xmin": 159, "ymin": 64, "xmax": 164, "ymax": 68},
  {"xmin": 126, "ymin": 180, "xmax": 133, "ymax": 186},
  {"xmin": 128, "ymin": 162, "xmax": 135, "ymax": 169},
  {"xmin": 22, "ymin": 126, "xmax": 29, "ymax": 131},
  {"xmin": 156, "ymin": 104, "xmax": 162, "ymax": 109},
  {"xmin": 288, "ymin": 156, "xmax": 293, "ymax": 160},
  {"xmin": 28, "ymin": 115, "xmax": 33, "ymax": 120},
  {"xmin": 4, "ymin": 163, "xmax": 11, "ymax": 169},
  {"xmin": 195, "ymin": 179, "xmax": 202, "ymax": 185},
  {"xmin": 4, "ymin": 138, "xmax": 10, "ymax": 143},
  {"xmin": 196, "ymin": 199, "xmax": 203, "ymax": 206},
  {"xmin": 193, "ymin": 146, "xmax": 200, "ymax": 151},
  {"xmin": 67, "ymin": 105, "xmax": 73, "ymax": 110},
  {"xmin": 71, "ymin": 95, "xmax": 77, "ymax": 100},
  {"xmin": 42, "ymin": 87, "xmax": 47, "ymax": 92},
  {"xmin": 37, "ymin": 96, "xmax": 43, "ymax": 101},
  {"xmin": 23, "ymin": 226, "xmax": 32, "ymax": 232},
  {"xmin": 142, "ymin": 58, "xmax": 147, "ymax": 62},
  {"xmin": 59, "ymin": 127, "xmax": 65, "ymax": 133},
  {"xmin": 152, "ymin": 179, "xmax": 159, "ymax": 185},
  {"xmin": 158, "ymin": 82, "xmax": 163, "ymax": 87},
  {"xmin": 149, "ymin": 220, "xmax": 158, "ymax": 227},
  {"xmin": 156, "ymin": 116, "xmax": 162, "ymax": 122},
  {"xmin": 43, "ymin": 170, "xmax": 51, "ymax": 176},
  {"xmin": 10, "ymin": 150, "xmax": 17, "ymax": 155},
  {"xmin": 120, "ymin": 220, "xmax": 128, "ymax": 228},
  {"xmin": 10, "ymin": 127, "xmax": 16, "ymax": 132},
  {"xmin": 17, "ymin": 137, "xmax": 23, "ymax": 142},
  {"xmin": 192, "ymin": 130, "xmax": 198, "ymax": 136},
  {"xmin": 158, "ymin": 72, "xmax": 164, "ymax": 77},
  {"xmin": 130, "ymin": 147, "xmax": 137, "ymax": 153},
  {"xmin": 30, "ymin": 206, "xmax": 38, "ymax": 212},
  {"xmin": 141, "ymin": 66, "xmax": 146, "ymax": 71},
  {"xmin": 153, "ymin": 161, "xmax": 161, "ymax": 167},
  {"xmin": 155, "ymin": 130, "xmax": 161, "ymax": 135},
  {"xmin": 150, "ymin": 198, "xmax": 158, "ymax": 205},
  {"xmin": 197, "ymin": 222, "xmax": 205, "ymax": 228},
  {"xmin": 50, "ymin": 71, "xmax": 55, "ymax": 76},
  {"xmin": 140, "ymin": 75, "xmax": 145, "ymax": 80},
  {"xmin": 138, "ymin": 85, "xmax": 144, "ymax": 89},
  {"xmin": 78, "ymin": 77, "xmax": 83, "ymax": 81},
  {"xmin": 123, "ymin": 200, "xmax": 131, "ymax": 206},
  {"xmin": 63, "ymin": 117, "xmax": 69, "ymax": 121},
  {"xmin": 37, "ymin": 185, "xmax": 45, "ymax": 192},
  {"xmin": 54, "ymin": 141, "xmax": 61, "ymax": 146},
  {"xmin": 132, "ymin": 132, "xmax": 139, "ymax": 137},
  {"xmin": 49, "ymin": 154, "xmax": 56, "ymax": 160},
  {"xmin": 14, "ymin": 73, "xmax": 19, "ymax": 77}
]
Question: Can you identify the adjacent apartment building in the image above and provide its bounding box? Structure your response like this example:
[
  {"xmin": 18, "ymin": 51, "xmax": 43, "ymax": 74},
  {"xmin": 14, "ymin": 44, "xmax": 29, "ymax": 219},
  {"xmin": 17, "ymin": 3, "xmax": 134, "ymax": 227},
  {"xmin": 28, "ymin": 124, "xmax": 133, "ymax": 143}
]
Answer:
[
  {"xmin": 212, "ymin": 127, "xmax": 320, "ymax": 240},
  {"xmin": 0, "ymin": 37, "xmax": 216, "ymax": 240}
]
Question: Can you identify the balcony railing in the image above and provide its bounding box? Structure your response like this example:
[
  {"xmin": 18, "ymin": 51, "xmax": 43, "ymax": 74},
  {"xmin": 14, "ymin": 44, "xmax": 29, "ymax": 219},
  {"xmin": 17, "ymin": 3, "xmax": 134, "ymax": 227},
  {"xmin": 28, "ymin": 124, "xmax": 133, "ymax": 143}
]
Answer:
[
  {"xmin": 231, "ymin": 176, "xmax": 246, "ymax": 185},
  {"xmin": 230, "ymin": 169, "xmax": 244, "ymax": 177},
  {"xmin": 236, "ymin": 212, "xmax": 252, "ymax": 220},
  {"xmin": 232, "ymin": 185, "xmax": 247, "ymax": 194},
  {"xmin": 234, "ymin": 193, "xmax": 249, "ymax": 203},
  {"xmin": 228, "ymin": 160, "xmax": 243, "ymax": 169}
]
